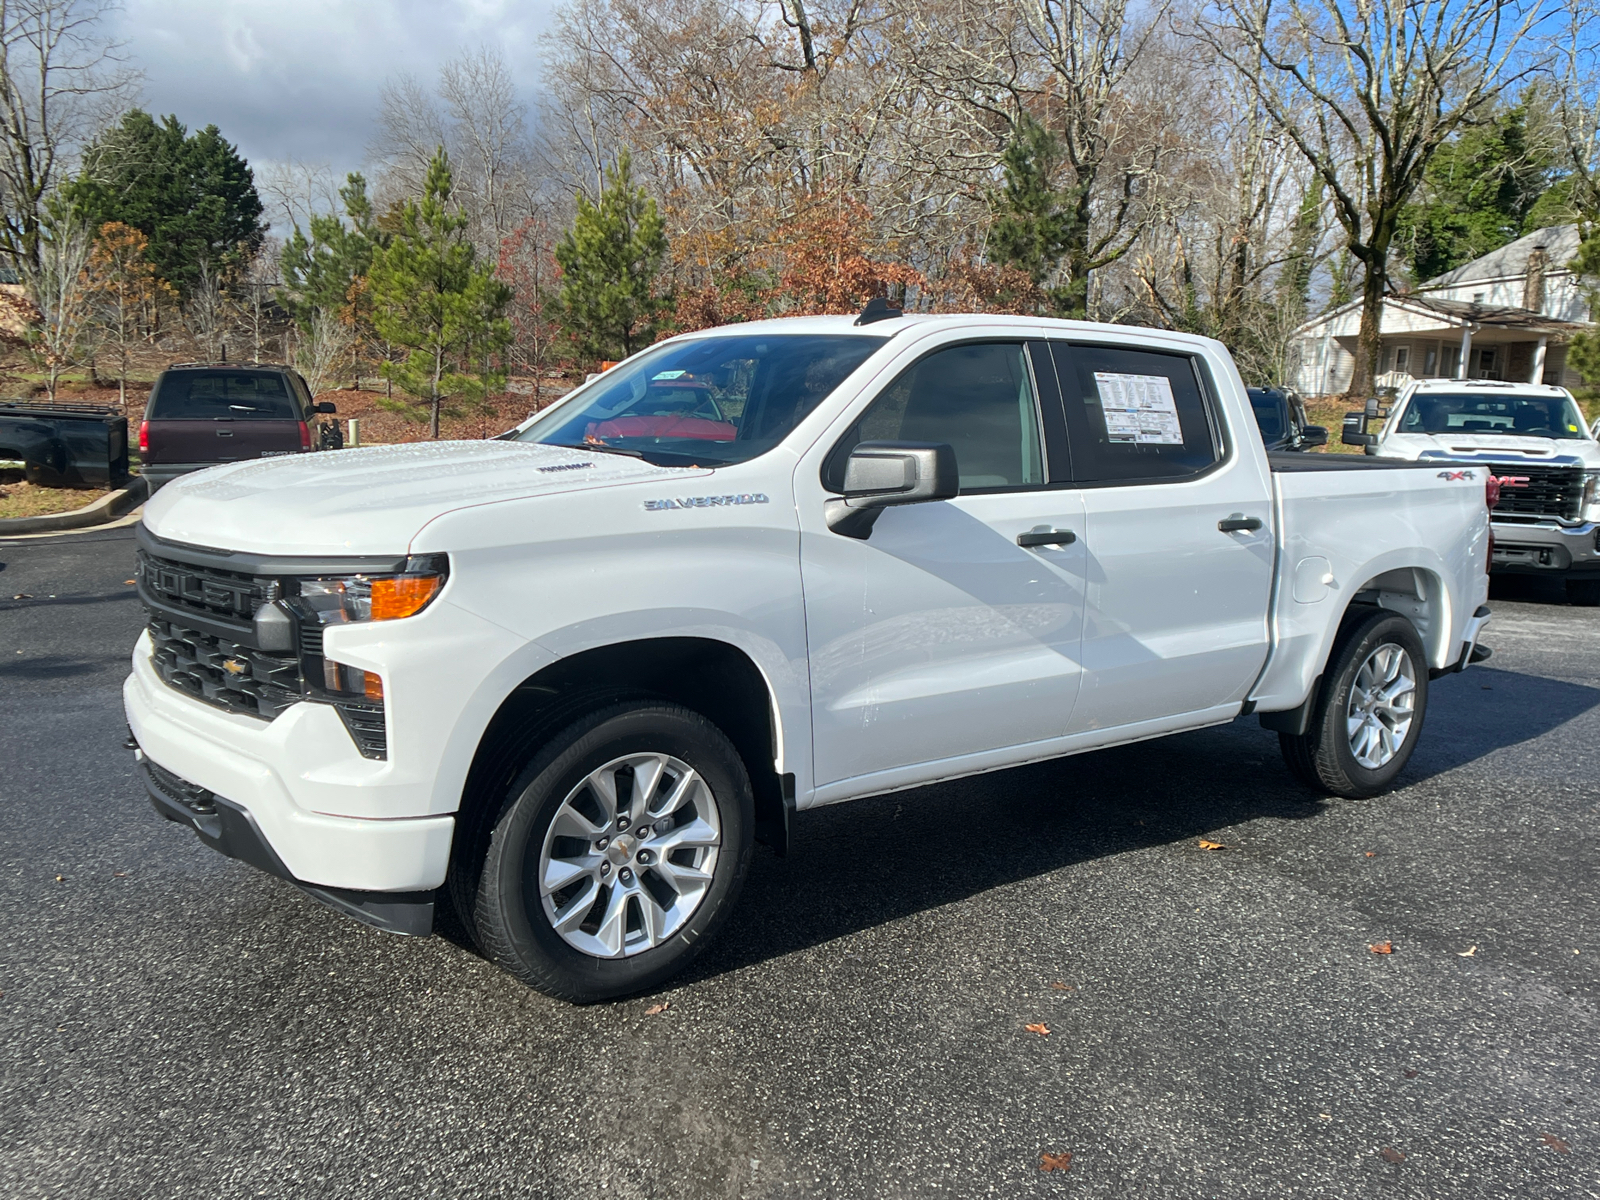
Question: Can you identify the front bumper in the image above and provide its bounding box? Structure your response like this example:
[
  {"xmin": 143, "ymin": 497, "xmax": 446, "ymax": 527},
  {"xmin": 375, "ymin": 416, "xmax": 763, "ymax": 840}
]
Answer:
[
  {"xmin": 139, "ymin": 757, "xmax": 435, "ymax": 935},
  {"xmin": 124, "ymin": 637, "xmax": 455, "ymax": 897},
  {"xmin": 1491, "ymin": 519, "xmax": 1600, "ymax": 576}
]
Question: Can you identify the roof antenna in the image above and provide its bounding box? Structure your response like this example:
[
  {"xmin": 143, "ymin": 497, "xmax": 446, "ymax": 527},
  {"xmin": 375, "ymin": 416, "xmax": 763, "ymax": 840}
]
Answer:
[{"xmin": 854, "ymin": 296, "xmax": 903, "ymax": 326}]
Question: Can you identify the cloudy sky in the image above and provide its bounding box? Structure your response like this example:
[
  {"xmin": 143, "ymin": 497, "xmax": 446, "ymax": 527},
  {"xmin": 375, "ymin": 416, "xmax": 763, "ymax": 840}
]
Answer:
[{"xmin": 108, "ymin": 0, "xmax": 557, "ymax": 178}]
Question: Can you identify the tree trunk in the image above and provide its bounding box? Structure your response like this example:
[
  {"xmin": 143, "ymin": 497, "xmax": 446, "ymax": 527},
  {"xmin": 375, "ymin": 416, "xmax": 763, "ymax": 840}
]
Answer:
[{"xmin": 1350, "ymin": 254, "xmax": 1387, "ymax": 397}]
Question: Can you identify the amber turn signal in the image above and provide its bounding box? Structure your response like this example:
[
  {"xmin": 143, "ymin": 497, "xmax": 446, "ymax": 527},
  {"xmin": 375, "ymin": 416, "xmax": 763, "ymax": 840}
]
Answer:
[{"xmin": 371, "ymin": 574, "xmax": 443, "ymax": 621}]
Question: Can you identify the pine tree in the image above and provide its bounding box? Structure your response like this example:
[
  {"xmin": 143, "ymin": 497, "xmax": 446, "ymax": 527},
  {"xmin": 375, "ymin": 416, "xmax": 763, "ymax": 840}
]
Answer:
[
  {"xmin": 987, "ymin": 116, "xmax": 1082, "ymax": 317},
  {"xmin": 554, "ymin": 151, "xmax": 669, "ymax": 362},
  {"xmin": 278, "ymin": 174, "xmax": 386, "ymax": 331},
  {"xmin": 67, "ymin": 111, "xmax": 265, "ymax": 296},
  {"xmin": 366, "ymin": 148, "xmax": 512, "ymax": 438}
]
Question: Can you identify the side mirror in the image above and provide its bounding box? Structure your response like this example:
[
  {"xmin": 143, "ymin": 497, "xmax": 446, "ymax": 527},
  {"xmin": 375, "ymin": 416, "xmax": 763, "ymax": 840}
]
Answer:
[
  {"xmin": 1299, "ymin": 424, "xmax": 1329, "ymax": 448},
  {"xmin": 316, "ymin": 401, "xmax": 338, "ymax": 414},
  {"xmin": 1342, "ymin": 413, "xmax": 1376, "ymax": 446},
  {"xmin": 826, "ymin": 440, "xmax": 958, "ymax": 539}
]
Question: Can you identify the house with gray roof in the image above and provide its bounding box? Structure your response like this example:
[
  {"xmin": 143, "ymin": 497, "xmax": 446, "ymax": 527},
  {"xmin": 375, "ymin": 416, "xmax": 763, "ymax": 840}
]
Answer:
[{"xmin": 1288, "ymin": 224, "xmax": 1593, "ymax": 395}]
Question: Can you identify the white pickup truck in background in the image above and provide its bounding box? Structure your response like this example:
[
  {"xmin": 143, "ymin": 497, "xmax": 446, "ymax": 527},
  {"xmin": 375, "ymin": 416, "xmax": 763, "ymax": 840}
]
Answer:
[
  {"xmin": 1346, "ymin": 377, "xmax": 1600, "ymax": 606},
  {"xmin": 126, "ymin": 310, "xmax": 1492, "ymax": 1002}
]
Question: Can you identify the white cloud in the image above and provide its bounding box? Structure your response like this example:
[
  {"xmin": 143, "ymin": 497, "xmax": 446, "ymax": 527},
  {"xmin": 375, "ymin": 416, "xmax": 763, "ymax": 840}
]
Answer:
[{"xmin": 108, "ymin": 0, "xmax": 556, "ymax": 173}]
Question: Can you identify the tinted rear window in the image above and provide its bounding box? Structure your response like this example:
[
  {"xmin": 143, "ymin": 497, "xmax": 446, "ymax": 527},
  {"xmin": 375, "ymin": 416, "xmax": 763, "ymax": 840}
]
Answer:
[{"xmin": 148, "ymin": 372, "xmax": 299, "ymax": 419}]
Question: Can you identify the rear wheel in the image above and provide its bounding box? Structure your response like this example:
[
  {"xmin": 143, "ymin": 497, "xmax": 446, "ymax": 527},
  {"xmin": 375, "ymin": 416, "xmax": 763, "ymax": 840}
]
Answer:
[
  {"xmin": 1279, "ymin": 609, "xmax": 1429, "ymax": 799},
  {"xmin": 472, "ymin": 701, "xmax": 754, "ymax": 1002},
  {"xmin": 1567, "ymin": 578, "xmax": 1600, "ymax": 607}
]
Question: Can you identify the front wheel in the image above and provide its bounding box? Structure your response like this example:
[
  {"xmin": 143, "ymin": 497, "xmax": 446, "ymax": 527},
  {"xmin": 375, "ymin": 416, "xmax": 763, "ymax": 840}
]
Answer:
[
  {"xmin": 1279, "ymin": 609, "xmax": 1429, "ymax": 799},
  {"xmin": 472, "ymin": 702, "xmax": 754, "ymax": 1003}
]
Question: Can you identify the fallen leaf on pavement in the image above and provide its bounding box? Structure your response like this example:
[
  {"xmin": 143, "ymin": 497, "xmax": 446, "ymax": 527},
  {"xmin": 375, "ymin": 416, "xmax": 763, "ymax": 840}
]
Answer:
[
  {"xmin": 1370, "ymin": 941, "xmax": 1394, "ymax": 955},
  {"xmin": 12, "ymin": 593, "xmax": 31, "ymax": 600},
  {"xmin": 1458, "ymin": 946, "xmax": 1477, "ymax": 957},
  {"xmin": 124, "ymin": 579, "xmax": 136, "ymax": 586},
  {"xmin": 54, "ymin": 875, "xmax": 64, "ymax": 883},
  {"xmin": 1403, "ymin": 1069, "xmax": 1419, "ymax": 1079},
  {"xmin": 1039, "ymin": 1151, "xmax": 1072, "ymax": 1172},
  {"xmin": 1379, "ymin": 1147, "xmax": 1406, "ymax": 1164},
  {"xmin": 1050, "ymin": 982, "xmax": 1076, "ymax": 991},
  {"xmin": 1025, "ymin": 1023, "xmax": 1051, "ymax": 1036},
  {"xmin": 1365, "ymin": 851, "xmax": 1376, "ymax": 857},
  {"xmin": 1540, "ymin": 1134, "xmax": 1570, "ymax": 1154},
  {"xmin": 1197, "ymin": 838, "xmax": 1225, "ymax": 850},
  {"xmin": 645, "ymin": 1002, "xmax": 670, "ymax": 1015}
]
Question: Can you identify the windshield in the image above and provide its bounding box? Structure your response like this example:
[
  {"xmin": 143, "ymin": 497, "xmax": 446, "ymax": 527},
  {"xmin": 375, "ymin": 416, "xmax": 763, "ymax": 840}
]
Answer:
[
  {"xmin": 1398, "ymin": 392, "xmax": 1591, "ymax": 440},
  {"xmin": 148, "ymin": 371, "xmax": 299, "ymax": 420},
  {"xmin": 516, "ymin": 333, "xmax": 887, "ymax": 466}
]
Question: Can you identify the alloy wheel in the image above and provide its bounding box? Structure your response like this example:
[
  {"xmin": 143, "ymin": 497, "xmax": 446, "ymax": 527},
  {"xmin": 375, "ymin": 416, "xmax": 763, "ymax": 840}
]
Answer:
[
  {"xmin": 536, "ymin": 752, "xmax": 722, "ymax": 958},
  {"xmin": 1345, "ymin": 643, "xmax": 1417, "ymax": 770}
]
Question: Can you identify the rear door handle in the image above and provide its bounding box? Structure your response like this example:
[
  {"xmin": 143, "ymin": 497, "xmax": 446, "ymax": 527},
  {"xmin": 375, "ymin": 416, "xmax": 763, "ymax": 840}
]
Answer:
[
  {"xmin": 1017, "ymin": 529, "xmax": 1077, "ymax": 548},
  {"xmin": 1217, "ymin": 514, "xmax": 1263, "ymax": 533}
]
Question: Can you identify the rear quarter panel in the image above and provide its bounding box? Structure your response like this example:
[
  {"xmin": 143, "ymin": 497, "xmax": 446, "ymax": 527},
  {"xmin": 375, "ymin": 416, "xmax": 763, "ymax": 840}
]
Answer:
[{"xmin": 1252, "ymin": 465, "xmax": 1489, "ymax": 711}]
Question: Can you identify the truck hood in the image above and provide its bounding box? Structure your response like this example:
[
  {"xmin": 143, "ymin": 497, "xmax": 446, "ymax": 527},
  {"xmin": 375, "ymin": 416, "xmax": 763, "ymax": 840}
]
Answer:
[
  {"xmin": 142, "ymin": 440, "xmax": 704, "ymax": 555},
  {"xmin": 1381, "ymin": 431, "xmax": 1600, "ymax": 467}
]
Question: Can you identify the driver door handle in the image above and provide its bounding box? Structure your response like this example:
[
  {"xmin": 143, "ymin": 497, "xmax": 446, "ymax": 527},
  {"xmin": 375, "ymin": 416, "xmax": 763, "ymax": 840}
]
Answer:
[
  {"xmin": 1218, "ymin": 514, "xmax": 1263, "ymax": 533},
  {"xmin": 1017, "ymin": 529, "xmax": 1077, "ymax": 548}
]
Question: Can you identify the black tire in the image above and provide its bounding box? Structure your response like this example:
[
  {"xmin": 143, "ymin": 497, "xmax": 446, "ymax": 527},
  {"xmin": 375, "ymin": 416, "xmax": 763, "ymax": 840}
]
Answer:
[
  {"xmin": 1278, "ymin": 608, "xmax": 1429, "ymax": 799},
  {"xmin": 472, "ymin": 701, "xmax": 753, "ymax": 1003},
  {"xmin": 1567, "ymin": 578, "xmax": 1600, "ymax": 607}
]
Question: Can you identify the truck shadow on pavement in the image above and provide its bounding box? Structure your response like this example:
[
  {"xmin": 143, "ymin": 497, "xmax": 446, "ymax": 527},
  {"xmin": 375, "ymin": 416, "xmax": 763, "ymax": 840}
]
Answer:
[{"xmin": 684, "ymin": 664, "xmax": 1600, "ymax": 983}]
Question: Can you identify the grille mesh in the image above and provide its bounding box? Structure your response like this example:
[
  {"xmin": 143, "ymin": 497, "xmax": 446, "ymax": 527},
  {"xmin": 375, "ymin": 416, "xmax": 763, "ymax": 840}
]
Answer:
[
  {"xmin": 1489, "ymin": 464, "xmax": 1585, "ymax": 521},
  {"xmin": 148, "ymin": 616, "xmax": 302, "ymax": 719}
]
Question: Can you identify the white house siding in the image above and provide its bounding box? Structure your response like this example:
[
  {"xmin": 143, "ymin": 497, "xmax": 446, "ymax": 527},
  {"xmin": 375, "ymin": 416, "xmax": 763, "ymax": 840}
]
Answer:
[{"xmin": 1287, "ymin": 224, "xmax": 1593, "ymax": 395}]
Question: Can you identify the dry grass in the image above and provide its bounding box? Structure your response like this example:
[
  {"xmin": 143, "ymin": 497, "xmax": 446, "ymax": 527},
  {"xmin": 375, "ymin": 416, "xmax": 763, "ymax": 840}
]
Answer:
[{"xmin": 0, "ymin": 473, "xmax": 111, "ymax": 520}]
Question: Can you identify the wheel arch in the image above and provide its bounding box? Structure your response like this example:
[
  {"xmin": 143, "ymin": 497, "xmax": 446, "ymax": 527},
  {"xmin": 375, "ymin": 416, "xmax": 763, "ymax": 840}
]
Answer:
[{"xmin": 450, "ymin": 637, "xmax": 792, "ymax": 896}]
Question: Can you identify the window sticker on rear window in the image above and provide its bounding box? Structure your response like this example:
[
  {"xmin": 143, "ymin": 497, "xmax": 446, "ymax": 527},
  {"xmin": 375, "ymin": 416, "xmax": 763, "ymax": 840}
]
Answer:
[{"xmin": 1094, "ymin": 372, "xmax": 1183, "ymax": 445}]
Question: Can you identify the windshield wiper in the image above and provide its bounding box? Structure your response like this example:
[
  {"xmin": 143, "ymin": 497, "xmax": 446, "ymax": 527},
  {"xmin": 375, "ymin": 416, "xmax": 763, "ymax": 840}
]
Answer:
[
  {"xmin": 557, "ymin": 441, "xmax": 704, "ymax": 467},
  {"xmin": 565, "ymin": 441, "xmax": 646, "ymax": 459}
]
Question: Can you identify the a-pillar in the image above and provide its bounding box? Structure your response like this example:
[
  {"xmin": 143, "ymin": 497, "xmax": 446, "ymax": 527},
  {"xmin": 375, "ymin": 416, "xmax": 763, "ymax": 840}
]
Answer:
[
  {"xmin": 1530, "ymin": 336, "xmax": 1548, "ymax": 384},
  {"xmin": 1457, "ymin": 325, "xmax": 1473, "ymax": 379}
]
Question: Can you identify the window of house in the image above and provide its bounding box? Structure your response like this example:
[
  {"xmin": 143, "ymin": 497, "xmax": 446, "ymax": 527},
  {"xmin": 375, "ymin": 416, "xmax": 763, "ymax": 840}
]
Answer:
[{"xmin": 1394, "ymin": 346, "xmax": 1411, "ymax": 374}]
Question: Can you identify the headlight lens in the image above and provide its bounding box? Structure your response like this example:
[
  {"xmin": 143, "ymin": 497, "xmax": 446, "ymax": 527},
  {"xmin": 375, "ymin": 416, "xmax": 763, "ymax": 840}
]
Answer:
[
  {"xmin": 1584, "ymin": 470, "xmax": 1600, "ymax": 521},
  {"xmin": 298, "ymin": 556, "xmax": 447, "ymax": 624}
]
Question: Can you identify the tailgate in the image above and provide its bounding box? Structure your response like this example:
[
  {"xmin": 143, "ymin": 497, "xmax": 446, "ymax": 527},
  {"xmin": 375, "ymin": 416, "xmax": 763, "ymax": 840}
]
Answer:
[{"xmin": 147, "ymin": 418, "xmax": 302, "ymax": 464}]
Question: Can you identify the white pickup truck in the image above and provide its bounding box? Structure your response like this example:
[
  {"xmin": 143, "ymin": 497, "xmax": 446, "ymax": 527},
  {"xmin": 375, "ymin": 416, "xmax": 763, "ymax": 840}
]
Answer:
[
  {"xmin": 125, "ymin": 310, "xmax": 1493, "ymax": 1001},
  {"xmin": 1345, "ymin": 377, "xmax": 1600, "ymax": 606}
]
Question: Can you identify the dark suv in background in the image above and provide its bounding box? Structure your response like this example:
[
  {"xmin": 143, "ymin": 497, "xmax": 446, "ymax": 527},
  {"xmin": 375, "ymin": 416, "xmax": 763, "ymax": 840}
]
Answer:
[{"xmin": 139, "ymin": 363, "xmax": 339, "ymax": 489}]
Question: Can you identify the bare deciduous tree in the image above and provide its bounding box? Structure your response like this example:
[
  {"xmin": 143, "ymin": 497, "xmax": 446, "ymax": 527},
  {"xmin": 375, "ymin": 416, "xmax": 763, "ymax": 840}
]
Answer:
[
  {"xmin": 1199, "ymin": 0, "xmax": 1552, "ymax": 394},
  {"xmin": 0, "ymin": 0, "xmax": 136, "ymax": 275},
  {"xmin": 294, "ymin": 305, "xmax": 354, "ymax": 398},
  {"xmin": 20, "ymin": 204, "xmax": 97, "ymax": 397}
]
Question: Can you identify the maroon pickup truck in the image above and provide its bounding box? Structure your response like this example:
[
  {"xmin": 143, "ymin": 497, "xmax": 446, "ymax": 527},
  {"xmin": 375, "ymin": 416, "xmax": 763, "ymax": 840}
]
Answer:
[{"xmin": 139, "ymin": 363, "xmax": 340, "ymax": 489}]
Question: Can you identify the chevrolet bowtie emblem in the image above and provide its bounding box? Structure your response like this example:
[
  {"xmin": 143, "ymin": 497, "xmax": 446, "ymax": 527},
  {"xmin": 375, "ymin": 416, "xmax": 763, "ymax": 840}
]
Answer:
[{"xmin": 221, "ymin": 658, "xmax": 249, "ymax": 676}]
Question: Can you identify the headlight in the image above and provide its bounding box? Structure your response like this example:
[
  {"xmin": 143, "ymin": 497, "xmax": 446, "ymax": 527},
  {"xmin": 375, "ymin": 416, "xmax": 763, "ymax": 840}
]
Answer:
[
  {"xmin": 297, "ymin": 555, "xmax": 448, "ymax": 625},
  {"xmin": 1584, "ymin": 471, "xmax": 1600, "ymax": 522}
]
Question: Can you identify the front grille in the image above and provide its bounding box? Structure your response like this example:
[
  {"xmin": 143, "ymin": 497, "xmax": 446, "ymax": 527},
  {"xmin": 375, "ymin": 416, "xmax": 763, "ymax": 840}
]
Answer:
[
  {"xmin": 148, "ymin": 615, "xmax": 302, "ymax": 720},
  {"xmin": 1489, "ymin": 464, "xmax": 1585, "ymax": 522},
  {"xmin": 136, "ymin": 548, "xmax": 270, "ymax": 627}
]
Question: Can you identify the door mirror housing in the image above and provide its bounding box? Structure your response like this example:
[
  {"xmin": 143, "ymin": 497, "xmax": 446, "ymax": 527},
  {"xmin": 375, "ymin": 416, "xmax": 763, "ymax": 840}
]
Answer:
[
  {"xmin": 315, "ymin": 401, "xmax": 338, "ymax": 414},
  {"xmin": 1341, "ymin": 413, "xmax": 1377, "ymax": 446},
  {"xmin": 826, "ymin": 440, "xmax": 958, "ymax": 539},
  {"xmin": 1298, "ymin": 424, "xmax": 1329, "ymax": 448}
]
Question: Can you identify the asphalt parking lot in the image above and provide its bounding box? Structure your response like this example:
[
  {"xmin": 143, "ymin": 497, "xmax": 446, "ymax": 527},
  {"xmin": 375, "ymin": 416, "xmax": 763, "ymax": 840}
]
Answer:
[{"xmin": 1, "ymin": 524, "xmax": 1597, "ymax": 1199}]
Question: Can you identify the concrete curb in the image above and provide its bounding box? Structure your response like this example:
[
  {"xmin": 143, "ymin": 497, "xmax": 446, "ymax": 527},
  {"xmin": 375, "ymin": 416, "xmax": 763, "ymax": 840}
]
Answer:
[{"xmin": 0, "ymin": 476, "xmax": 149, "ymax": 537}]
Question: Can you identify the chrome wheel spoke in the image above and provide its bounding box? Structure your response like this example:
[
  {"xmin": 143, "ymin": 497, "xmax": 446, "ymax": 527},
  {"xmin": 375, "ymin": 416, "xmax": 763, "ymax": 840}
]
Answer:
[
  {"xmin": 1345, "ymin": 641, "xmax": 1417, "ymax": 769},
  {"xmin": 550, "ymin": 878, "xmax": 599, "ymax": 934},
  {"xmin": 538, "ymin": 750, "xmax": 722, "ymax": 959}
]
